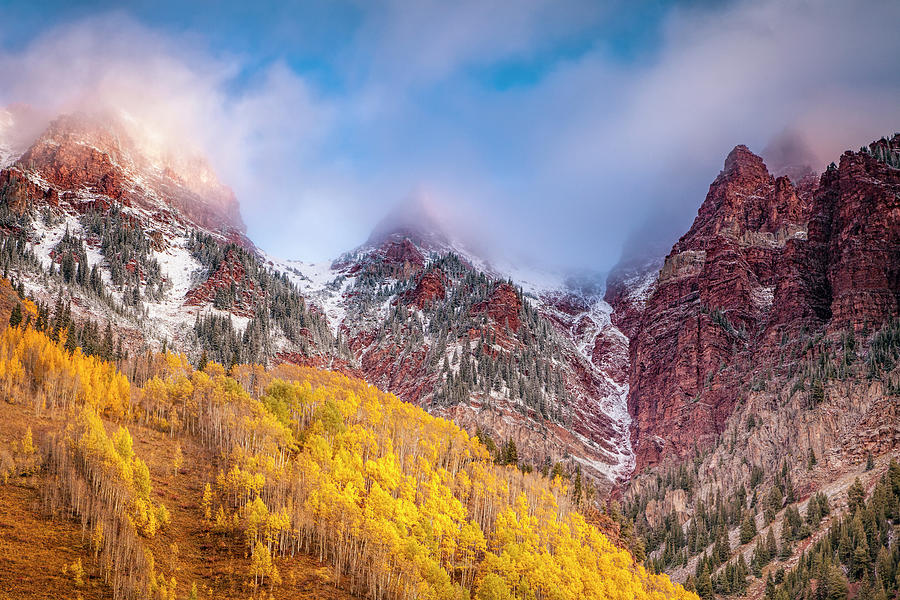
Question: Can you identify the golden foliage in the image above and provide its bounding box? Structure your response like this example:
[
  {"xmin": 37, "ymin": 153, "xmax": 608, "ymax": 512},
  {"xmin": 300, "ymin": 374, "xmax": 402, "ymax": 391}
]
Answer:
[
  {"xmin": 144, "ymin": 360, "xmax": 696, "ymax": 600},
  {"xmin": 0, "ymin": 324, "xmax": 129, "ymax": 416},
  {"xmin": 0, "ymin": 315, "xmax": 694, "ymax": 600}
]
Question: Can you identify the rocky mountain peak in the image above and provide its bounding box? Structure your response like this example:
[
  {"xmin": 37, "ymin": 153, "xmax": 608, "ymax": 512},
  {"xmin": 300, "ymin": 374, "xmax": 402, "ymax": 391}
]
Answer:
[
  {"xmin": 673, "ymin": 144, "xmax": 812, "ymax": 252},
  {"xmin": 720, "ymin": 144, "xmax": 770, "ymax": 182},
  {"xmin": 6, "ymin": 109, "xmax": 245, "ymax": 237},
  {"xmin": 623, "ymin": 132, "xmax": 899, "ymax": 471}
]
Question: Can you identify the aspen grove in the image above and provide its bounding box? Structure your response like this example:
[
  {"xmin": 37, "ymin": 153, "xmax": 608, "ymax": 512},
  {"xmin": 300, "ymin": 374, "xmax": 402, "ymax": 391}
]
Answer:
[{"xmin": 0, "ymin": 303, "xmax": 695, "ymax": 600}]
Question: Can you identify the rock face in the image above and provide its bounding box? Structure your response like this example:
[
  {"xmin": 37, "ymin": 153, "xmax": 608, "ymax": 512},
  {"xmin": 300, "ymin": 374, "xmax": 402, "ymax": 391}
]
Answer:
[
  {"xmin": 11, "ymin": 113, "xmax": 246, "ymax": 237},
  {"xmin": 813, "ymin": 144, "xmax": 900, "ymax": 333},
  {"xmin": 183, "ymin": 248, "xmax": 261, "ymax": 316},
  {"xmin": 621, "ymin": 136, "xmax": 900, "ymax": 470},
  {"xmin": 471, "ymin": 282, "xmax": 522, "ymax": 332},
  {"xmin": 604, "ymin": 255, "xmax": 662, "ymax": 340},
  {"xmin": 403, "ymin": 268, "xmax": 447, "ymax": 308}
]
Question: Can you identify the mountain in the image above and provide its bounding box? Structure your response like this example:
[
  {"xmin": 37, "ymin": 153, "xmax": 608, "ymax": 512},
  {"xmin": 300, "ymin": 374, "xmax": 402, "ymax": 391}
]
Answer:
[
  {"xmin": 610, "ymin": 135, "xmax": 900, "ymax": 595},
  {"xmin": 0, "ymin": 110, "xmax": 635, "ymax": 488},
  {"xmin": 0, "ymin": 109, "xmax": 693, "ymax": 600},
  {"xmin": 0, "ymin": 110, "xmax": 340, "ymax": 368},
  {"xmin": 275, "ymin": 197, "xmax": 634, "ymax": 485},
  {"xmin": 621, "ymin": 140, "xmax": 899, "ymax": 471},
  {"xmin": 3, "ymin": 107, "xmax": 899, "ymax": 599}
]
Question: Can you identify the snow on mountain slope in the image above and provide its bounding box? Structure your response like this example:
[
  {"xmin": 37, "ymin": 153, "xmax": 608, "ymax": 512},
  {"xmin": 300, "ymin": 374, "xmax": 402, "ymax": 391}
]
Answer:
[
  {"xmin": 265, "ymin": 225, "xmax": 636, "ymax": 484},
  {"xmin": 0, "ymin": 110, "xmax": 337, "ymax": 367},
  {"xmin": 266, "ymin": 256, "xmax": 352, "ymax": 336},
  {"xmin": 0, "ymin": 110, "xmax": 15, "ymax": 169}
]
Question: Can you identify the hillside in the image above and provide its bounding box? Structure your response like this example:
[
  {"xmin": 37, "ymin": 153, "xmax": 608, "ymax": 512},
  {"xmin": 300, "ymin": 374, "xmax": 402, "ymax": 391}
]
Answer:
[
  {"xmin": 0, "ymin": 110, "xmax": 341, "ymax": 369},
  {"xmin": 0, "ymin": 280, "xmax": 695, "ymax": 600}
]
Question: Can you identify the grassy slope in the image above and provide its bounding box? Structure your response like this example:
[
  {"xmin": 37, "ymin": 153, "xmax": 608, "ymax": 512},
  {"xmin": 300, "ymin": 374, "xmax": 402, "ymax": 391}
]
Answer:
[
  {"xmin": 0, "ymin": 399, "xmax": 354, "ymax": 600},
  {"xmin": 0, "ymin": 401, "xmax": 112, "ymax": 600}
]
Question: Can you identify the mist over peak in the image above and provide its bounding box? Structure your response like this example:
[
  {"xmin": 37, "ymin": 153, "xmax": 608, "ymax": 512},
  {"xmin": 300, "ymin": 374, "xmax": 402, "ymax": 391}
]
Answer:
[
  {"xmin": 365, "ymin": 194, "xmax": 453, "ymax": 250},
  {"xmin": 762, "ymin": 129, "xmax": 819, "ymax": 182},
  {"xmin": 2, "ymin": 2, "xmax": 898, "ymax": 269}
]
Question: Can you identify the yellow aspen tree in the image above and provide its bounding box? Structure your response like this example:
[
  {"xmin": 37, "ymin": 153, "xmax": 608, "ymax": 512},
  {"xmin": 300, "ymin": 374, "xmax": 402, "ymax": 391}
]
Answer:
[
  {"xmin": 201, "ymin": 483, "xmax": 213, "ymax": 522},
  {"xmin": 172, "ymin": 445, "xmax": 183, "ymax": 476},
  {"xmin": 250, "ymin": 541, "xmax": 280, "ymax": 588}
]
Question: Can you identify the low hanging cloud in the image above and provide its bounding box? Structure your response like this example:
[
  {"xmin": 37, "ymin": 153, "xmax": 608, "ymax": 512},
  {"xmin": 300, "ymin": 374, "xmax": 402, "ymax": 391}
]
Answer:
[
  {"xmin": 439, "ymin": 0, "xmax": 900, "ymax": 268},
  {"xmin": 0, "ymin": 1, "xmax": 898, "ymax": 272}
]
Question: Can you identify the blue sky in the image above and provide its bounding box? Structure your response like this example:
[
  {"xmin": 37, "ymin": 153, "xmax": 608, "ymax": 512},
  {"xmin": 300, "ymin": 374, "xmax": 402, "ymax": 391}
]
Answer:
[{"xmin": 1, "ymin": 1, "xmax": 899, "ymax": 270}]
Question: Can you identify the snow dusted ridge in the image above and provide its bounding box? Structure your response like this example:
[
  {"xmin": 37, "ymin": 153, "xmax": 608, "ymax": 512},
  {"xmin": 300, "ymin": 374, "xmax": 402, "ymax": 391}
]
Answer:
[
  {"xmin": 459, "ymin": 253, "xmax": 635, "ymax": 480},
  {"xmin": 485, "ymin": 260, "xmax": 635, "ymax": 480},
  {"xmin": 265, "ymin": 237, "xmax": 637, "ymax": 483},
  {"xmin": 265, "ymin": 255, "xmax": 350, "ymax": 337},
  {"xmin": 22, "ymin": 205, "xmax": 209, "ymax": 350},
  {"xmin": 532, "ymin": 285, "xmax": 635, "ymax": 481}
]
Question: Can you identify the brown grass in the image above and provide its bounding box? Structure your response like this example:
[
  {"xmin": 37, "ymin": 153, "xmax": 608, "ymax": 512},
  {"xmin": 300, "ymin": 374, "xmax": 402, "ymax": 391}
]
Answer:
[{"xmin": 0, "ymin": 400, "xmax": 354, "ymax": 600}]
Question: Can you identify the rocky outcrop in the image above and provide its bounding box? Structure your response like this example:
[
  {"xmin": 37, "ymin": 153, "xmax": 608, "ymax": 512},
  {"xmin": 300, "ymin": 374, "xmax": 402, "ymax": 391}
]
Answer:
[
  {"xmin": 625, "ymin": 136, "xmax": 900, "ymax": 471},
  {"xmin": 471, "ymin": 282, "xmax": 522, "ymax": 332},
  {"xmin": 604, "ymin": 256, "xmax": 662, "ymax": 340},
  {"xmin": 0, "ymin": 168, "xmax": 60, "ymax": 217},
  {"xmin": 341, "ymin": 238, "xmax": 425, "ymax": 280},
  {"xmin": 403, "ymin": 268, "xmax": 447, "ymax": 308},
  {"xmin": 183, "ymin": 249, "xmax": 261, "ymax": 316},
  {"xmin": 812, "ymin": 146, "xmax": 900, "ymax": 333}
]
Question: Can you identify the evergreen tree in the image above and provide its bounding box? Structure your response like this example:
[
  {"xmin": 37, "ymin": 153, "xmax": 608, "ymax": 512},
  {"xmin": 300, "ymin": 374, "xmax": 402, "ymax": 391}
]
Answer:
[
  {"xmin": 696, "ymin": 565, "xmax": 713, "ymax": 600},
  {"xmin": 8, "ymin": 302, "xmax": 22, "ymax": 328},
  {"xmin": 741, "ymin": 512, "xmax": 758, "ymax": 544},
  {"xmin": 849, "ymin": 478, "xmax": 866, "ymax": 513}
]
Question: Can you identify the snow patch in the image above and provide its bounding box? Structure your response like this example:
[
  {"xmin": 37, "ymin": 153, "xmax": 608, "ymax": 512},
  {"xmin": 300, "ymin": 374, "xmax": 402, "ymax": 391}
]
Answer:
[
  {"xmin": 752, "ymin": 285, "xmax": 775, "ymax": 309},
  {"xmin": 263, "ymin": 254, "xmax": 350, "ymax": 336}
]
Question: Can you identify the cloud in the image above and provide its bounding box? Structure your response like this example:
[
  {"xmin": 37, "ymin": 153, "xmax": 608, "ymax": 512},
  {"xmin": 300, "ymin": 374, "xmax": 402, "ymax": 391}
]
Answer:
[
  {"xmin": 0, "ymin": 1, "xmax": 898, "ymax": 272},
  {"xmin": 348, "ymin": 0, "xmax": 602, "ymax": 86},
  {"xmin": 431, "ymin": 0, "xmax": 900, "ymax": 269},
  {"xmin": 0, "ymin": 14, "xmax": 347, "ymax": 254}
]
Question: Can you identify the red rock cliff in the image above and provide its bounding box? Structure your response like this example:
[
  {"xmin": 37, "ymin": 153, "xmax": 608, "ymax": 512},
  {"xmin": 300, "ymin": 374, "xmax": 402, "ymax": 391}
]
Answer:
[{"xmin": 626, "ymin": 136, "xmax": 900, "ymax": 470}]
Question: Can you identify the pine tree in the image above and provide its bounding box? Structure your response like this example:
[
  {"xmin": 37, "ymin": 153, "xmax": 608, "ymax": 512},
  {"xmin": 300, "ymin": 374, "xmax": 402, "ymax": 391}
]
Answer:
[
  {"xmin": 852, "ymin": 538, "xmax": 871, "ymax": 579},
  {"xmin": 824, "ymin": 563, "xmax": 848, "ymax": 600},
  {"xmin": 766, "ymin": 527, "xmax": 777, "ymax": 558},
  {"xmin": 502, "ymin": 439, "xmax": 518, "ymax": 466},
  {"xmin": 740, "ymin": 512, "xmax": 758, "ymax": 544},
  {"xmin": 8, "ymin": 302, "xmax": 22, "ymax": 328},
  {"xmin": 573, "ymin": 467, "xmax": 584, "ymax": 507},
  {"xmin": 807, "ymin": 497, "xmax": 822, "ymax": 528},
  {"xmin": 849, "ymin": 478, "xmax": 866, "ymax": 513},
  {"xmin": 696, "ymin": 565, "xmax": 713, "ymax": 600}
]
